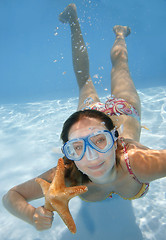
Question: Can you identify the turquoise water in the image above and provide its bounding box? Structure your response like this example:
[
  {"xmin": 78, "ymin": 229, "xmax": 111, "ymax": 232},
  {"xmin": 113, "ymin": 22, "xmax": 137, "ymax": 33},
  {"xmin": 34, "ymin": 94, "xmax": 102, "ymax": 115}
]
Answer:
[
  {"xmin": 1, "ymin": 0, "xmax": 166, "ymax": 103},
  {"xmin": 1, "ymin": 0, "xmax": 166, "ymax": 239}
]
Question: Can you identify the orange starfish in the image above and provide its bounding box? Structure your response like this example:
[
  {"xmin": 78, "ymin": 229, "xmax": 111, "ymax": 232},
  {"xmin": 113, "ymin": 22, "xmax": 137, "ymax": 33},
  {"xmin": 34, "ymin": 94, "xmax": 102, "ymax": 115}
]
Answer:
[{"xmin": 35, "ymin": 158, "xmax": 88, "ymax": 234}]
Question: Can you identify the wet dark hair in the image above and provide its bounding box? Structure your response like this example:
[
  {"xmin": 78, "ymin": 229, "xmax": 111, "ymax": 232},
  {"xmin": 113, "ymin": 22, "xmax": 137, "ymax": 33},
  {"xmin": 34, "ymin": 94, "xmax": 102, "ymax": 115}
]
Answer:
[
  {"xmin": 61, "ymin": 109, "xmax": 119, "ymax": 186},
  {"xmin": 61, "ymin": 109, "xmax": 115, "ymax": 143}
]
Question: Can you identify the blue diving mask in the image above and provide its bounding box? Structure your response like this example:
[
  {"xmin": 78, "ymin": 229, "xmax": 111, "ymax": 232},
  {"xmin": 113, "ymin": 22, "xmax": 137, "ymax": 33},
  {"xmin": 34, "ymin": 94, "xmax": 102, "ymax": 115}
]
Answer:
[{"xmin": 62, "ymin": 129, "xmax": 118, "ymax": 161}]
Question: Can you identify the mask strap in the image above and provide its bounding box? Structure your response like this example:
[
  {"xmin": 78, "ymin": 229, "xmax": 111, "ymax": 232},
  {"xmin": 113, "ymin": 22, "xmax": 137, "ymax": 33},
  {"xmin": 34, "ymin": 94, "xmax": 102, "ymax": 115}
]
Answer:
[
  {"xmin": 117, "ymin": 124, "xmax": 123, "ymax": 135},
  {"xmin": 112, "ymin": 124, "xmax": 123, "ymax": 141}
]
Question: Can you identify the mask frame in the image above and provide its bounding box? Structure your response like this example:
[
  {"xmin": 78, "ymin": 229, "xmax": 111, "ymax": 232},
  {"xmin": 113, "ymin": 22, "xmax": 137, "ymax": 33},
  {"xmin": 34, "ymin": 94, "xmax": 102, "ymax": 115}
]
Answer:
[{"xmin": 62, "ymin": 129, "xmax": 118, "ymax": 161}]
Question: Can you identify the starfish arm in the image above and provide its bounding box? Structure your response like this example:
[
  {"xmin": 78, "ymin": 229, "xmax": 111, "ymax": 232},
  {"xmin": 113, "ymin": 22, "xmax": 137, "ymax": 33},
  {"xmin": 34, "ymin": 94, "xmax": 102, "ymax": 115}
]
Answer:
[
  {"xmin": 44, "ymin": 200, "xmax": 55, "ymax": 212},
  {"xmin": 35, "ymin": 178, "xmax": 55, "ymax": 211},
  {"xmin": 64, "ymin": 186, "xmax": 88, "ymax": 200},
  {"xmin": 50, "ymin": 158, "xmax": 66, "ymax": 191},
  {"xmin": 35, "ymin": 178, "xmax": 50, "ymax": 195},
  {"xmin": 50, "ymin": 199, "xmax": 76, "ymax": 234}
]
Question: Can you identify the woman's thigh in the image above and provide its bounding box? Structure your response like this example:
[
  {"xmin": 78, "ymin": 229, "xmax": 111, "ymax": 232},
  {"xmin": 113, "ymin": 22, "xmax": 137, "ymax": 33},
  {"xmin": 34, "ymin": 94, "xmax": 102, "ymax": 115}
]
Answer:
[
  {"xmin": 111, "ymin": 66, "xmax": 141, "ymax": 114},
  {"xmin": 111, "ymin": 115, "xmax": 141, "ymax": 142},
  {"xmin": 77, "ymin": 77, "xmax": 100, "ymax": 110}
]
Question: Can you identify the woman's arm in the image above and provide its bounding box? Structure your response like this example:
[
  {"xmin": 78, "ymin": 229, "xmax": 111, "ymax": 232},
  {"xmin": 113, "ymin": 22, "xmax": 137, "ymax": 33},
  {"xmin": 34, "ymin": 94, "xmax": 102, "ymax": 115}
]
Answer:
[
  {"xmin": 2, "ymin": 167, "xmax": 56, "ymax": 230},
  {"xmin": 129, "ymin": 148, "xmax": 166, "ymax": 182}
]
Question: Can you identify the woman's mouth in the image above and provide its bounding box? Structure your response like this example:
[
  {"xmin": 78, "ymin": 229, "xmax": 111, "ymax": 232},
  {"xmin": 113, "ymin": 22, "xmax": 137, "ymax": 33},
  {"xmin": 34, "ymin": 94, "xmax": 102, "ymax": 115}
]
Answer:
[{"xmin": 88, "ymin": 162, "xmax": 105, "ymax": 170}]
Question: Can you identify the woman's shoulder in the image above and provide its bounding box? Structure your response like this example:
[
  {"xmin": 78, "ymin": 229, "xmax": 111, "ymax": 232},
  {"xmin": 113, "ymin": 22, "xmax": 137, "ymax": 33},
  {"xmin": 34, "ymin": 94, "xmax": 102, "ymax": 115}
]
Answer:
[
  {"xmin": 122, "ymin": 138, "xmax": 161, "ymax": 182},
  {"xmin": 117, "ymin": 138, "xmax": 151, "ymax": 180},
  {"xmin": 120, "ymin": 138, "xmax": 151, "ymax": 168},
  {"xmin": 118, "ymin": 137, "xmax": 149, "ymax": 151}
]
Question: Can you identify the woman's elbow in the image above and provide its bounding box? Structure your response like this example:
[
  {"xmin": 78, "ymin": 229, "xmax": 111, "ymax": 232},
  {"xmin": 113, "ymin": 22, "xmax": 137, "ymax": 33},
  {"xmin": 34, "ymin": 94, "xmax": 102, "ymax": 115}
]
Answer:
[
  {"xmin": 2, "ymin": 190, "xmax": 12, "ymax": 210},
  {"xmin": 2, "ymin": 188, "xmax": 23, "ymax": 209}
]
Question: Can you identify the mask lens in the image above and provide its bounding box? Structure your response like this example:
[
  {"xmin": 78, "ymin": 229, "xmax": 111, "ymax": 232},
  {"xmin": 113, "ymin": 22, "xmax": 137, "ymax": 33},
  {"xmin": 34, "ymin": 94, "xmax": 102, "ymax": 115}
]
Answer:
[
  {"xmin": 89, "ymin": 131, "xmax": 114, "ymax": 152},
  {"xmin": 63, "ymin": 139, "xmax": 85, "ymax": 161}
]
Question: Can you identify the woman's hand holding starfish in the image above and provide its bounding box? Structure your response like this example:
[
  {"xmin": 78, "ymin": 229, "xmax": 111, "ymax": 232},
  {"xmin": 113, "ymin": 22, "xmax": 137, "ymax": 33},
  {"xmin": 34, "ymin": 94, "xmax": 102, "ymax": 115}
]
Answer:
[{"xmin": 36, "ymin": 158, "xmax": 88, "ymax": 233}]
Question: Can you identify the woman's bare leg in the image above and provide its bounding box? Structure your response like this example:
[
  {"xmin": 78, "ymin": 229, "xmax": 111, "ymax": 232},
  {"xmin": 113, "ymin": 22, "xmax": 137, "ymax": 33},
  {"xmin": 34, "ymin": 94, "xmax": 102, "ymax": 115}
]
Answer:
[
  {"xmin": 59, "ymin": 4, "xmax": 100, "ymax": 110},
  {"xmin": 110, "ymin": 25, "xmax": 141, "ymax": 141},
  {"xmin": 111, "ymin": 25, "xmax": 141, "ymax": 116}
]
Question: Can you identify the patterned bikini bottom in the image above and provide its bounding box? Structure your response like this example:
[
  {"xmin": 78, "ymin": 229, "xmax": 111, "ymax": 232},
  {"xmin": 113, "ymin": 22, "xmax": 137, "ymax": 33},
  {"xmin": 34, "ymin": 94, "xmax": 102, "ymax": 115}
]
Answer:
[{"xmin": 83, "ymin": 97, "xmax": 140, "ymax": 123}]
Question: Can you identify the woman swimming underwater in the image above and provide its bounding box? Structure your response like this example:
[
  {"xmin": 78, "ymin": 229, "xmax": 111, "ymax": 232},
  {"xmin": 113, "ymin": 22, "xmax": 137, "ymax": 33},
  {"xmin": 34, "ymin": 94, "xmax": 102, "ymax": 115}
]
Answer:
[{"xmin": 2, "ymin": 3, "xmax": 166, "ymax": 231}]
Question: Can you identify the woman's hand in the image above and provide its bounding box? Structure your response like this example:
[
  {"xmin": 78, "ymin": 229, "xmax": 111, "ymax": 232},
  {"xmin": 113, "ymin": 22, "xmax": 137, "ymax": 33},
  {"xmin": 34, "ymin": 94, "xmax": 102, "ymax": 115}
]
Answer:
[{"xmin": 33, "ymin": 206, "xmax": 54, "ymax": 231}]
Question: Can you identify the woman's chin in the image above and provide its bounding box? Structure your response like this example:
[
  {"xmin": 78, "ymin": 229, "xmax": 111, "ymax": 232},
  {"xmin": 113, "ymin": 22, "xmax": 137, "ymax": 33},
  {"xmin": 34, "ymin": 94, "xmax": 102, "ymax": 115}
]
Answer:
[
  {"xmin": 88, "ymin": 169, "xmax": 110, "ymax": 183},
  {"xmin": 88, "ymin": 164, "xmax": 116, "ymax": 184}
]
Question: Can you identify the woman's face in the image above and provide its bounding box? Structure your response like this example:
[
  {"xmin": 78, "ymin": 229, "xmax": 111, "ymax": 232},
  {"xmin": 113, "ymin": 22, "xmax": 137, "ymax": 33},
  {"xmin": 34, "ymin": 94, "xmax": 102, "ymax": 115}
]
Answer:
[{"xmin": 68, "ymin": 117, "xmax": 116, "ymax": 183}]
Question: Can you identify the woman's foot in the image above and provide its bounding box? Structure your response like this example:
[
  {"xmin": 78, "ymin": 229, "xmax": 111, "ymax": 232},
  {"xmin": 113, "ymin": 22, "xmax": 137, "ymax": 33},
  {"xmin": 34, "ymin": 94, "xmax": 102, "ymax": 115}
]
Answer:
[
  {"xmin": 59, "ymin": 3, "xmax": 78, "ymax": 24},
  {"xmin": 113, "ymin": 25, "xmax": 131, "ymax": 39}
]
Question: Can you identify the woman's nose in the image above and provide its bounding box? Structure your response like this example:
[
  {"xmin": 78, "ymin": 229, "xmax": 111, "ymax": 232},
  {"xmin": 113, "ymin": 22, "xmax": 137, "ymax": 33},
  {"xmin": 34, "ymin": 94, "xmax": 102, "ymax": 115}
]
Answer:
[{"xmin": 85, "ymin": 146, "xmax": 99, "ymax": 161}]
